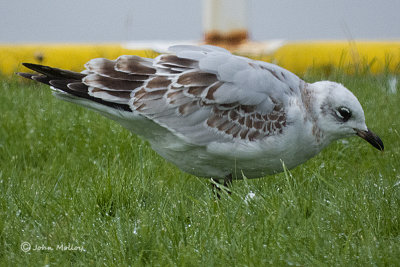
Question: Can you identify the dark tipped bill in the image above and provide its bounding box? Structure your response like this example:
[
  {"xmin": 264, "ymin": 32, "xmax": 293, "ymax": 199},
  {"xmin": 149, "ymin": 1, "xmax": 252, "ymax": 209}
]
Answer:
[{"xmin": 356, "ymin": 128, "xmax": 384, "ymax": 151}]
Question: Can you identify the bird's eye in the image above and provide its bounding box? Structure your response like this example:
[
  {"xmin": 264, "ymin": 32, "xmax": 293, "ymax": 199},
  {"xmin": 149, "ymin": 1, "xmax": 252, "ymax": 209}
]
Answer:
[{"xmin": 335, "ymin": 106, "xmax": 352, "ymax": 122}]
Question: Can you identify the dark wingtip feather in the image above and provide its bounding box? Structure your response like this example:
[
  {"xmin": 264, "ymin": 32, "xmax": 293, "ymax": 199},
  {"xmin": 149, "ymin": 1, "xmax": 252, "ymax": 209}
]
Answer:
[
  {"xmin": 16, "ymin": 72, "xmax": 34, "ymax": 79},
  {"xmin": 21, "ymin": 63, "xmax": 50, "ymax": 74},
  {"xmin": 16, "ymin": 71, "xmax": 52, "ymax": 85},
  {"xmin": 18, "ymin": 63, "xmax": 132, "ymax": 112},
  {"xmin": 31, "ymin": 75, "xmax": 51, "ymax": 83},
  {"xmin": 20, "ymin": 62, "xmax": 85, "ymax": 80},
  {"xmin": 22, "ymin": 62, "xmax": 40, "ymax": 69},
  {"xmin": 67, "ymin": 82, "xmax": 89, "ymax": 93}
]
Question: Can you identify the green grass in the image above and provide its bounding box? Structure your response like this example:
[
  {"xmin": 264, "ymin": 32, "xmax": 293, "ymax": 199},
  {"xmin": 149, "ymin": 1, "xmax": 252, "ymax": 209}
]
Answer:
[{"xmin": 0, "ymin": 72, "xmax": 399, "ymax": 266}]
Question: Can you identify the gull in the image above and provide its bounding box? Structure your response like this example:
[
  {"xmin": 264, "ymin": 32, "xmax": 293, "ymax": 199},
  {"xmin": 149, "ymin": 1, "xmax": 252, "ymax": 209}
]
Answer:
[{"xmin": 17, "ymin": 45, "xmax": 384, "ymax": 185}]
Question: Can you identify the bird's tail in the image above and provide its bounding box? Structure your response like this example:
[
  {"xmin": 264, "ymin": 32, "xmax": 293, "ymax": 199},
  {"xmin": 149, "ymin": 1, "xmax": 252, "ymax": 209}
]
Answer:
[{"xmin": 17, "ymin": 63, "xmax": 132, "ymax": 112}]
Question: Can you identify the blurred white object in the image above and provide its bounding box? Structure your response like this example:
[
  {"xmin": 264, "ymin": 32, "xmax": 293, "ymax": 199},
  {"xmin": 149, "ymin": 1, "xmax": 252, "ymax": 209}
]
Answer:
[{"xmin": 203, "ymin": 0, "xmax": 248, "ymax": 44}]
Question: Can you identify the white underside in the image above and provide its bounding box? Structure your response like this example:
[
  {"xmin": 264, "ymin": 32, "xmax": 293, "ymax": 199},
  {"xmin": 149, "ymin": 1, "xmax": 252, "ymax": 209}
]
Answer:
[{"xmin": 55, "ymin": 92, "xmax": 326, "ymax": 179}]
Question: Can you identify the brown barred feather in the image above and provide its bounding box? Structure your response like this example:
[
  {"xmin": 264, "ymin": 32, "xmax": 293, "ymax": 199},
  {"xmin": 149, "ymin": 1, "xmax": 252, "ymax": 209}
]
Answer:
[
  {"xmin": 240, "ymin": 129, "xmax": 249, "ymax": 139},
  {"xmin": 206, "ymin": 113, "xmax": 223, "ymax": 128},
  {"xmin": 115, "ymin": 56, "xmax": 156, "ymax": 75},
  {"xmin": 83, "ymin": 74, "xmax": 143, "ymax": 91},
  {"xmin": 203, "ymin": 100, "xmax": 287, "ymax": 140},
  {"xmin": 228, "ymin": 110, "xmax": 239, "ymax": 121},
  {"xmin": 158, "ymin": 55, "xmax": 198, "ymax": 68},
  {"xmin": 187, "ymin": 86, "xmax": 207, "ymax": 97},
  {"xmin": 248, "ymin": 130, "xmax": 262, "ymax": 141},
  {"xmin": 146, "ymin": 76, "xmax": 171, "ymax": 89},
  {"xmin": 217, "ymin": 120, "xmax": 234, "ymax": 131},
  {"xmin": 86, "ymin": 58, "xmax": 150, "ymax": 81},
  {"xmin": 245, "ymin": 116, "xmax": 253, "ymax": 128},
  {"xmin": 178, "ymin": 101, "xmax": 200, "ymax": 115},
  {"xmin": 253, "ymin": 120, "xmax": 264, "ymax": 130},
  {"xmin": 205, "ymin": 82, "xmax": 223, "ymax": 101},
  {"xmin": 177, "ymin": 72, "xmax": 218, "ymax": 86},
  {"xmin": 135, "ymin": 89, "xmax": 167, "ymax": 101}
]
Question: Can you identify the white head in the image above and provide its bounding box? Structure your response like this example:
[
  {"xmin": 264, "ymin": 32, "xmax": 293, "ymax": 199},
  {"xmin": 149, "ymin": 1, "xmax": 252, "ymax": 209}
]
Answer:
[{"xmin": 310, "ymin": 81, "xmax": 383, "ymax": 150}]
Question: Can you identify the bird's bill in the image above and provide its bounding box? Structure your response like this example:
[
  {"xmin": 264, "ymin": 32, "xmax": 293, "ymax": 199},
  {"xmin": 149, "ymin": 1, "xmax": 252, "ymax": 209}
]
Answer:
[{"xmin": 355, "ymin": 128, "xmax": 384, "ymax": 151}]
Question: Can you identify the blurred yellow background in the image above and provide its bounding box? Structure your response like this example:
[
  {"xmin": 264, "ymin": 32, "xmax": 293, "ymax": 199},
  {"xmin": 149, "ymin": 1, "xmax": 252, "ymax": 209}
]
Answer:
[{"xmin": 1, "ymin": 41, "xmax": 399, "ymax": 76}]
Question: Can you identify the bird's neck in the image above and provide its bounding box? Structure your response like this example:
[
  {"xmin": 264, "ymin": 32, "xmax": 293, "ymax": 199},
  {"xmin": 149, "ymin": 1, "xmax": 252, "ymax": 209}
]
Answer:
[{"xmin": 301, "ymin": 83, "xmax": 329, "ymax": 146}]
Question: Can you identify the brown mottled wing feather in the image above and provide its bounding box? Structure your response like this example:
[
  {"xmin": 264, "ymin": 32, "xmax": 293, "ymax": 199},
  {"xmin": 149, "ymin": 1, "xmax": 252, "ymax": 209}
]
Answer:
[
  {"xmin": 18, "ymin": 45, "xmax": 304, "ymax": 145},
  {"xmin": 18, "ymin": 54, "xmax": 163, "ymax": 109},
  {"xmin": 128, "ymin": 46, "xmax": 304, "ymax": 144}
]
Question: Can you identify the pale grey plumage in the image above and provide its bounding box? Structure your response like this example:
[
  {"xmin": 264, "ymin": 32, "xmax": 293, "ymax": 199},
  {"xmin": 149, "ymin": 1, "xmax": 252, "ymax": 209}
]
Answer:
[{"xmin": 17, "ymin": 45, "xmax": 383, "ymax": 180}]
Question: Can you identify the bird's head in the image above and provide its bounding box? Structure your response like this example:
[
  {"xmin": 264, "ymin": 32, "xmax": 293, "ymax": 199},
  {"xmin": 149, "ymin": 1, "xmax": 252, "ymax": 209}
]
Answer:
[{"xmin": 309, "ymin": 81, "xmax": 384, "ymax": 151}]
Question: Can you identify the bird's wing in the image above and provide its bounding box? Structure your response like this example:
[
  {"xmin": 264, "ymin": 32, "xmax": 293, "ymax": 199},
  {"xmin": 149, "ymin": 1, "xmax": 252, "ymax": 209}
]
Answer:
[
  {"xmin": 20, "ymin": 45, "xmax": 305, "ymax": 145},
  {"xmin": 81, "ymin": 45, "xmax": 305, "ymax": 145}
]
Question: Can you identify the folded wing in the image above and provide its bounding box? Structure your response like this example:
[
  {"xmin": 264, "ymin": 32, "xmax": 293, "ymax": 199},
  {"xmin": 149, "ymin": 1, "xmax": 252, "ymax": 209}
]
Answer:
[{"xmin": 19, "ymin": 45, "xmax": 305, "ymax": 145}]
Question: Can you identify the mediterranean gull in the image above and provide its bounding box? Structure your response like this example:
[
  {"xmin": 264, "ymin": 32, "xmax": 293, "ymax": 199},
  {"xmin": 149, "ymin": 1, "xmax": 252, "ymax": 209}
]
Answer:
[{"xmin": 17, "ymin": 44, "xmax": 384, "ymax": 184}]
